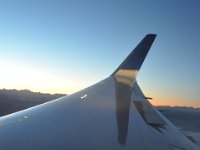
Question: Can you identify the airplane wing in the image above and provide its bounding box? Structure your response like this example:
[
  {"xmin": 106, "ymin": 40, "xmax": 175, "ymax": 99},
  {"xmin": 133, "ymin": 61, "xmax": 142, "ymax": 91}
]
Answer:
[{"xmin": 0, "ymin": 34, "xmax": 199, "ymax": 150}]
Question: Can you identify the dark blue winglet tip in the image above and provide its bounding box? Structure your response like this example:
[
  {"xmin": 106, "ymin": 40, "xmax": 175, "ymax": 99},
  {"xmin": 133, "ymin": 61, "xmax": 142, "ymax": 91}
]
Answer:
[
  {"xmin": 147, "ymin": 33, "xmax": 157, "ymax": 36},
  {"xmin": 112, "ymin": 34, "xmax": 157, "ymax": 75}
]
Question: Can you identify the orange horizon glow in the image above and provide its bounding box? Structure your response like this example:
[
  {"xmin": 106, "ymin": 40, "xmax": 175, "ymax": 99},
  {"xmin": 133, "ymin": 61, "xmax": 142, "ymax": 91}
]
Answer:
[
  {"xmin": 0, "ymin": 62, "xmax": 94, "ymax": 95},
  {"xmin": 150, "ymin": 97, "xmax": 200, "ymax": 108},
  {"xmin": 140, "ymin": 86, "xmax": 200, "ymax": 109}
]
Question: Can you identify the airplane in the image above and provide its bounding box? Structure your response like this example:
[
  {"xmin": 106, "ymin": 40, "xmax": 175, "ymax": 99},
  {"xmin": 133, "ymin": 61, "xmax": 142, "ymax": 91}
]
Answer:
[{"xmin": 0, "ymin": 34, "xmax": 199, "ymax": 150}]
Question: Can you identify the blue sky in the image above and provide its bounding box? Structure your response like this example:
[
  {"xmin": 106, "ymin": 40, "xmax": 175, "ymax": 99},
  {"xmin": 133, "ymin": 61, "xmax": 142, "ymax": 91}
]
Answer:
[{"xmin": 0, "ymin": 0, "xmax": 199, "ymax": 107}]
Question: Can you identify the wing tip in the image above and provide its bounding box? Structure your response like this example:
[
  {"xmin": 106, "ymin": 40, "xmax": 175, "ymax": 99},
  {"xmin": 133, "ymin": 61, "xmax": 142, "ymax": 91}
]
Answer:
[
  {"xmin": 112, "ymin": 34, "xmax": 157, "ymax": 76},
  {"xmin": 146, "ymin": 33, "xmax": 157, "ymax": 37}
]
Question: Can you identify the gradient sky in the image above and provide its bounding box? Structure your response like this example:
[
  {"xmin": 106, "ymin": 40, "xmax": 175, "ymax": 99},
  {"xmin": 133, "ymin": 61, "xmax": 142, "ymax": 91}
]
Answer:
[{"xmin": 0, "ymin": 0, "xmax": 199, "ymax": 107}]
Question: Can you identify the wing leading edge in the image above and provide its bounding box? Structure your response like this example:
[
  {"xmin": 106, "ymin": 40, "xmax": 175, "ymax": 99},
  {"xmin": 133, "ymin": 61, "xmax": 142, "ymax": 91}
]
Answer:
[{"xmin": 0, "ymin": 34, "xmax": 199, "ymax": 150}]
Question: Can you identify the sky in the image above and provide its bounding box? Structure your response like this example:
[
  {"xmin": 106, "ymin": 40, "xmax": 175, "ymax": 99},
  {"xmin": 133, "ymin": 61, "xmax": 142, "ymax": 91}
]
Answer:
[{"xmin": 0, "ymin": 0, "xmax": 199, "ymax": 107}]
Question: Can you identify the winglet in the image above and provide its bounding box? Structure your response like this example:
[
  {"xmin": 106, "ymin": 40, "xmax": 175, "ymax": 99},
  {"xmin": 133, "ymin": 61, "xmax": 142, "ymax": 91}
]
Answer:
[{"xmin": 112, "ymin": 34, "xmax": 156, "ymax": 75}]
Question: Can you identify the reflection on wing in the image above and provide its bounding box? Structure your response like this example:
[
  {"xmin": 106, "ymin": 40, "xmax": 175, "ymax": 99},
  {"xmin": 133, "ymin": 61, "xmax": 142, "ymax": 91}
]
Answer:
[
  {"xmin": 114, "ymin": 77, "xmax": 132, "ymax": 145},
  {"xmin": 114, "ymin": 69, "xmax": 138, "ymax": 144}
]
